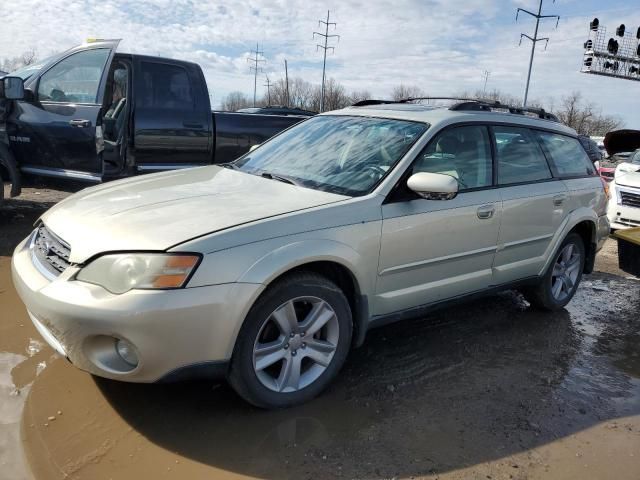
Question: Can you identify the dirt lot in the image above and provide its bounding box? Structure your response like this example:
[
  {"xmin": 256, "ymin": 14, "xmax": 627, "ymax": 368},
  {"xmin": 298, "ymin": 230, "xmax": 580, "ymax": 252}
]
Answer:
[{"xmin": 1, "ymin": 181, "xmax": 639, "ymax": 480}]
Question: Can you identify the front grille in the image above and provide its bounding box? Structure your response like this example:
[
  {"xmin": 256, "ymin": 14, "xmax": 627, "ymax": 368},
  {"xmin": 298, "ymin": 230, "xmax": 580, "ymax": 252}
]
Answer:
[
  {"xmin": 620, "ymin": 190, "xmax": 640, "ymax": 209},
  {"xmin": 619, "ymin": 217, "xmax": 640, "ymax": 227},
  {"xmin": 32, "ymin": 225, "xmax": 72, "ymax": 276}
]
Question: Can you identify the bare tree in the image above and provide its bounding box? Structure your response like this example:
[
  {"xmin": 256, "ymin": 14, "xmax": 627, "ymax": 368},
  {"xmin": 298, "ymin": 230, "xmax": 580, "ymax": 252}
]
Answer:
[
  {"xmin": 0, "ymin": 48, "xmax": 38, "ymax": 73},
  {"xmin": 554, "ymin": 92, "xmax": 623, "ymax": 136},
  {"xmin": 220, "ymin": 91, "xmax": 252, "ymax": 111},
  {"xmin": 320, "ymin": 78, "xmax": 350, "ymax": 111},
  {"xmin": 348, "ymin": 90, "xmax": 372, "ymax": 104},
  {"xmin": 390, "ymin": 84, "xmax": 425, "ymax": 101}
]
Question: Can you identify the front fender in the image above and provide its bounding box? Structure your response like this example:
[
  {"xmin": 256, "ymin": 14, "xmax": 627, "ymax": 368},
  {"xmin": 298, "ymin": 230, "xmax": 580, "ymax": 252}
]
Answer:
[{"xmin": 237, "ymin": 238, "xmax": 369, "ymax": 289}]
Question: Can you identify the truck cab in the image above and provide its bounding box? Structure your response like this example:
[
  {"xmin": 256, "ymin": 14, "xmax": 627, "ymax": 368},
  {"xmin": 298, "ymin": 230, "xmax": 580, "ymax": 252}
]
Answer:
[{"xmin": 0, "ymin": 40, "xmax": 304, "ymax": 187}]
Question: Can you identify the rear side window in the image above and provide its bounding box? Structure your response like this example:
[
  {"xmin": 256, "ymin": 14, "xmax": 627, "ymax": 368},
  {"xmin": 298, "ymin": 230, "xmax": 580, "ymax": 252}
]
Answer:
[
  {"xmin": 137, "ymin": 61, "xmax": 194, "ymax": 111},
  {"xmin": 535, "ymin": 132, "xmax": 596, "ymax": 177},
  {"xmin": 493, "ymin": 126, "xmax": 552, "ymax": 185}
]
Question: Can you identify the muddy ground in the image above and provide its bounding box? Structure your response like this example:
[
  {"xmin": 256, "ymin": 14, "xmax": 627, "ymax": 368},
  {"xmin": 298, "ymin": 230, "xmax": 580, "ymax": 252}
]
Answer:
[{"xmin": 1, "ymin": 180, "xmax": 639, "ymax": 480}]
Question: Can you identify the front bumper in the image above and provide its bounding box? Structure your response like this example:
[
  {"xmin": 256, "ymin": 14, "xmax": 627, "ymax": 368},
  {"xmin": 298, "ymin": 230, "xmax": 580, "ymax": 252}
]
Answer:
[
  {"xmin": 608, "ymin": 183, "xmax": 640, "ymax": 229},
  {"xmin": 11, "ymin": 235, "xmax": 263, "ymax": 382}
]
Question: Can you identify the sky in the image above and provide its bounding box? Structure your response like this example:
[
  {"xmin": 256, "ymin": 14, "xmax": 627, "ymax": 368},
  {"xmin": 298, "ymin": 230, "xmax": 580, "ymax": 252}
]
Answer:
[{"xmin": 1, "ymin": 0, "xmax": 638, "ymax": 126}]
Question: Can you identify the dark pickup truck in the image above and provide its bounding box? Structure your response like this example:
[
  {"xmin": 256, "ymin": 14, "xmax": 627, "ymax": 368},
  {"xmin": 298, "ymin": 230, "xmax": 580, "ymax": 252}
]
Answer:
[{"xmin": 0, "ymin": 40, "xmax": 306, "ymax": 201}]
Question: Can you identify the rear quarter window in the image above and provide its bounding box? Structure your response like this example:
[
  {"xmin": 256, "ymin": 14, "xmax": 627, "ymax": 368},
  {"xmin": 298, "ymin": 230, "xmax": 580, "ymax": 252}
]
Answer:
[{"xmin": 535, "ymin": 131, "xmax": 596, "ymax": 177}]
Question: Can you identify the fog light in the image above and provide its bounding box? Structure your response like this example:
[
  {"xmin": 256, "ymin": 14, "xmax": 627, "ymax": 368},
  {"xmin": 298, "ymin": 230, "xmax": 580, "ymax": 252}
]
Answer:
[{"xmin": 115, "ymin": 339, "xmax": 138, "ymax": 367}]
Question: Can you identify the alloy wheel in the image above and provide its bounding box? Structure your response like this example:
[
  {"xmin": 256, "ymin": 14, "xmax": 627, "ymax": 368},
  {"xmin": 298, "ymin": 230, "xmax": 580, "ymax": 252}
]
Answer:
[
  {"xmin": 550, "ymin": 243, "xmax": 582, "ymax": 302},
  {"xmin": 252, "ymin": 296, "xmax": 339, "ymax": 393}
]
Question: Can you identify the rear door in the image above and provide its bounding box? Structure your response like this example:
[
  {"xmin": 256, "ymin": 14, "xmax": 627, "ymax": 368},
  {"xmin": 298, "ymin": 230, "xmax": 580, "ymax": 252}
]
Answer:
[
  {"xmin": 9, "ymin": 41, "xmax": 119, "ymax": 177},
  {"xmin": 491, "ymin": 126, "xmax": 569, "ymax": 284},
  {"xmin": 535, "ymin": 130, "xmax": 602, "ymax": 225},
  {"xmin": 132, "ymin": 59, "xmax": 212, "ymax": 170}
]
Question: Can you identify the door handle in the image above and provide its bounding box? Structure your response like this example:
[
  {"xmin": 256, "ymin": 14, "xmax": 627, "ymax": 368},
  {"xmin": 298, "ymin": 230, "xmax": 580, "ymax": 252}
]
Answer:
[
  {"xmin": 553, "ymin": 194, "xmax": 567, "ymax": 206},
  {"xmin": 183, "ymin": 121, "xmax": 204, "ymax": 129},
  {"xmin": 477, "ymin": 204, "xmax": 495, "ymax": 219},
  {"xmin": 69, "ymin": 119, "xmax": 91, "ymax": 128}
]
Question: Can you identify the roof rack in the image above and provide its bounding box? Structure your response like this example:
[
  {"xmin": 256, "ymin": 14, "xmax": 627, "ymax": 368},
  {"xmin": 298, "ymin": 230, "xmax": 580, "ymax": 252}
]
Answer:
[
  {"xmin": 351, "ymin": 99, "xmax": 399, "ymax": 106},
  {"xmin": 351, "ymin": 97, "xmax": 560, "ymax": 122}
]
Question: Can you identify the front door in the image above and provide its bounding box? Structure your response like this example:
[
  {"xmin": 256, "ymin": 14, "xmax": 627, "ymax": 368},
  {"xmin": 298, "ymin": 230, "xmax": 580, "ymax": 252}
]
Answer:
[
  {"xmin": 9, "ymin": 41, "xmax": 119, "ymax": 176},
  {"xmin": 375, "ymin": 125, "xmax": 502, "ymax": 316}
]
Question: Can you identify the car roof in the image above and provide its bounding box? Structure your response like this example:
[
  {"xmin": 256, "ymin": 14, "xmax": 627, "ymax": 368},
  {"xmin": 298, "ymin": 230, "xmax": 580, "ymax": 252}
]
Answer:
[{"xmin": 320, "ymin": 103, "xmax": 577, "ymax": 136}]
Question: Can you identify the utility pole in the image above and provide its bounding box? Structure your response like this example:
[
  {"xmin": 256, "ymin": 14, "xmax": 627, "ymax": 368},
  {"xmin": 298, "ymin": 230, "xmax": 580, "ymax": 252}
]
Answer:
[
  {"xmin": 264, "ymin": 75, "xmax": 273, "ymax": 105},
  {"xmin": 517, "ymin": 0, "xmax": 559, "ymax": 107},
  {"xmin": 284, "ymin": 59, "xmax": 290, "ymax": 107},
  {"xmin": 313, "ymin": 10, "xmax": 339, "ymax": 112},
  {"xmin": 481, "ymin": 70, "xmax": 491, "ymax": 94},
  {"xmin": 247, "ymin": 43, "xmax": 265, "ymax": 107}
]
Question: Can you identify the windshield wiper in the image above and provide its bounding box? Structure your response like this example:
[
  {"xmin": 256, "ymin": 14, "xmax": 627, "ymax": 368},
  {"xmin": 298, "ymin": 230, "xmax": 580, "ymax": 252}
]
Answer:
[
  {"xmin": 260, "ymin": 171, "xmax": 300, "ymax": 186},
  {"xmin": 220, "ymin": 162, "xmax": 239, "ymax": 170}
]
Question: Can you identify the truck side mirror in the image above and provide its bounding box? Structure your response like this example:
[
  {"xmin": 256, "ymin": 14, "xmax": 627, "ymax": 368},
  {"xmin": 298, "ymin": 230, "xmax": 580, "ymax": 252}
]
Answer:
[{"xmin": 1, "ymin": 77, "xmax": 25, "ymax": 100}]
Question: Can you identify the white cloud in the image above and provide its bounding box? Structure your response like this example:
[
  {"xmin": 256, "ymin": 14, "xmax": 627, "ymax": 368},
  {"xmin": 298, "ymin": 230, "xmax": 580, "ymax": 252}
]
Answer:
[{"xmin": 0, "ymin": 0, "xmax": 638, "ymax": 125}]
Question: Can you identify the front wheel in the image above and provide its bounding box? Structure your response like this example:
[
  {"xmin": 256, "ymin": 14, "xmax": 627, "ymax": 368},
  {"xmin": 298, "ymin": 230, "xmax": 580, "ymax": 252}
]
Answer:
[
  {"xmin": 522, "ymin": 233, "xmax": 585, "ymax": 311},
  {"xmin": 228, "ymin": 272, "xmax": 352, "ymax": 408}
]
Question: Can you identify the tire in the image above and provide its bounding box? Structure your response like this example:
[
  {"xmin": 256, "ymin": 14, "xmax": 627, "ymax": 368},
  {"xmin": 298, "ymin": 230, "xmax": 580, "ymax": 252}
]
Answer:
[
  {"xmin": 522, "ymin": 233, "xmax": 585, "ymax": 311},
  {"xmin": 228, "ymin": 272, "xmax": 352, "ymax": 408}
]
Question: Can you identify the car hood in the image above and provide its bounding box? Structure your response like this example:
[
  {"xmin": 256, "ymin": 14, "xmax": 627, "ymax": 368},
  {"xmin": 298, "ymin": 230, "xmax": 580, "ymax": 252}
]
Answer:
[
  {"xmin": 604, "ymin": 129, "xmax": 640, "ymax": 156},
  {"xmin": 41, "ymin": 166, "xmax": 348, "ymax": 263},
  {"xmin": 615, "ymin": 163, "xmax": 640, "ymax": 189}
]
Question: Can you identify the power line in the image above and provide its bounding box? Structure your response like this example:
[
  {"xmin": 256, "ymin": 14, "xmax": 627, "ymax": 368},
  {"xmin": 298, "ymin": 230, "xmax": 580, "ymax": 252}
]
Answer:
[
  {"xmin": 284, "ymin": 59, "xmax": 290, "ymax": 107},
  {"xmin": 264, "ymin": 75, "xmax": 273, "ymax": 105},
  {"xmin": 313, "ymin": 10, "xmax": 339, "ymax": 112},
  {"xmin": 481, "ymin": 70, "xmax": 491, "ymax": 93},
  {"xmin": 247, "ymin": 43, "xmax": 265, "ymax": 107},
  {"xmin": 516, "ymin": 0, "xmax": 560, "ymax": 107}
]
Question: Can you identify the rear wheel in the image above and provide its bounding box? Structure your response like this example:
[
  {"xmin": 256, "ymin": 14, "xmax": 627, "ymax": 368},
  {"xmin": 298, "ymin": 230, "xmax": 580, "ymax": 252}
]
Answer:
[
  {"xmin": 228, "ymin": 272, "xmax": 352, "ymax": 408},
  {"xmin": 522, "ymin": 233, "xmax": 585, "ymax": 310}
]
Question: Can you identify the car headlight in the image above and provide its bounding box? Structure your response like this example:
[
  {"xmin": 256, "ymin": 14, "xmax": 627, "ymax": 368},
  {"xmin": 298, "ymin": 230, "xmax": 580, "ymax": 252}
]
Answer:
[{"xmin": 76, "ymin": 253, "xmax": 201, "ymax": 294}]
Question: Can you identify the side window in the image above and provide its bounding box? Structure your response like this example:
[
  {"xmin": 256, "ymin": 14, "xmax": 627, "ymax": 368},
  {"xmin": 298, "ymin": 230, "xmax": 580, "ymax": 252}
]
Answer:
[
  {"xmin": 412, "ymin": 125, "xmax": 493, "ymax": 190},
  {"xmin": 37, "ymin": 49, "xmax": 110, "ymax": 103},
  {"xmin": 494, "ymin": 126, "xmax": 552, "ymax": 185},
  {"xmin": 535, "ymin": 131, "xmax": 596, "ymax": 177},
  {"xmin": 137, "ymin": 62, "xmax": 194, "ymax": 111}
]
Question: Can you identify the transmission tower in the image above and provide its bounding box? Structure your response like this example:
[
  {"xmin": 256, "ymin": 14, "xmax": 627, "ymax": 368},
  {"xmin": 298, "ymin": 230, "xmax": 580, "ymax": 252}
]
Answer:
[
  {"xmin": 516, "ymin": 0, "xmax": 560, "ymax": 107},
  {"xmin": 313, "ymin": 10, "xmax": 339, "ymax": 112},
  {"xmin": 264, "ymin": 75, "xmax": 273, "ymax": 105},
  {"xmin": 247, "ymin": 43, "xmax": 265, "ymax": 107},
  {"xmin": 481, "ymin": 70, "xmax": 491, "ymax": 93}
]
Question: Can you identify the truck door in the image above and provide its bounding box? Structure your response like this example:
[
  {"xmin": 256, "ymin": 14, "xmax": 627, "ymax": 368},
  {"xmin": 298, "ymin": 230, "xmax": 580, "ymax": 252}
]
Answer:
[
  {"xmin": 8, "ymin": 40, "xmax": 120, "ymax": 179},
  {"xmin": 132, "ymin": 58, "xmax": 212, "ymax": 170}
]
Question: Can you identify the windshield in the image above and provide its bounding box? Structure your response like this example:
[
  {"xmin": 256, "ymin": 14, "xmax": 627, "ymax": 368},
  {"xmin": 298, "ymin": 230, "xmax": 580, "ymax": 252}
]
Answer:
[
  {"xmin": 9, "ymin": 55, "xmax": 57, "ymax": 80},
  {"xmin": 631, "ymin": 150, "xmax": 640, "ymax": 165},
  {"xmin": 234, "ymin": 115, "xmax": 428, "ymax": 196}
]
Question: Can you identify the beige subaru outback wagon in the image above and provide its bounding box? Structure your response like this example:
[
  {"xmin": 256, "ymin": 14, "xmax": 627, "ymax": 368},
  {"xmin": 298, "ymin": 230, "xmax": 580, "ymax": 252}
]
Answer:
[{"xmin": 12, "ymin": 100, "xmax": 610, "ymax": 408}]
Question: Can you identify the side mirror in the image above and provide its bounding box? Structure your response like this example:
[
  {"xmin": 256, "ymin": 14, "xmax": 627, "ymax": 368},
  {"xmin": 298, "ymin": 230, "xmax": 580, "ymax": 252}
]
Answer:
[
  {"xmin": 249, "ymin": 144, "xmax": 261, "ymax": 152},
  {"xmin": 1, "ymin": 76, "xmax": 25, "ymax": 100},
  {"xmin": 407, "ymin": 172, "xmax": 459, "ymax": 200}
]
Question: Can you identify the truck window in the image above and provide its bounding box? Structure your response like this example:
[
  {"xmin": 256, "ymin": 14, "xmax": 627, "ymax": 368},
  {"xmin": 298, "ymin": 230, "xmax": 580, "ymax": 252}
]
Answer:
[
  {"xmin": 138, "ymin": 62, "xmax": 194, "ymax": 111},
  {"xmin": 37, "ymin": 49, "xmax": 110, "ymax": 104}
]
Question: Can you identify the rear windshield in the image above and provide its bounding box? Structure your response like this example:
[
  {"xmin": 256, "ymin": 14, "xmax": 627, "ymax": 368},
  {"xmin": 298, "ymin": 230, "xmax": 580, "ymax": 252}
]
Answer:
[{"xmin": 234, "ymin": 115, "xmax": 428, "ymax": 196}]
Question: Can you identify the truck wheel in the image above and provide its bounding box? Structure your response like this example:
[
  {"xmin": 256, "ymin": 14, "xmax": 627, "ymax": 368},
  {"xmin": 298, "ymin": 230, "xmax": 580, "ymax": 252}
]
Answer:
[
  {"xmin": 228, "ymin": 272, "xmax": 352, "ymax": 408},
  {"xmin": 522, "ymin": 233, "xmax": 585, "ymax": 311}
]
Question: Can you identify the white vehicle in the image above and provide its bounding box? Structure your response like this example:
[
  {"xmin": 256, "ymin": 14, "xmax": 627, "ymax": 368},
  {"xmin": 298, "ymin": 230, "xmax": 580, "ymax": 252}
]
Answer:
[{"xmin": 608, "ymin": 149, "xmax": 640, "ymax": 229}]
